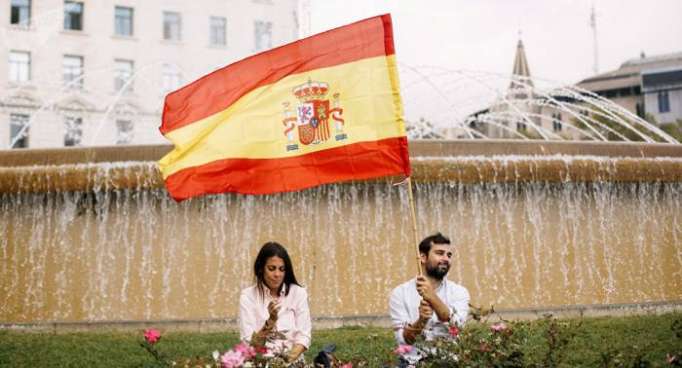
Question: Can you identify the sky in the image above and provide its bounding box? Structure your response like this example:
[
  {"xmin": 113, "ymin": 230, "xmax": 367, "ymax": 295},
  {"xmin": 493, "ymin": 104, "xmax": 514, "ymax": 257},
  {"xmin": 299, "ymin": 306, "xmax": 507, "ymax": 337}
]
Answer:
[{"xmin": 309, "ymin": 0, "xmax": 682, "ymax": 85}]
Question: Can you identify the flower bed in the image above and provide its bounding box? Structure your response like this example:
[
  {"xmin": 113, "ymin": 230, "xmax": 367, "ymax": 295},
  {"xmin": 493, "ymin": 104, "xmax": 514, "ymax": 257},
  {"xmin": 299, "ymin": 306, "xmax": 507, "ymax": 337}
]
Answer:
[{"xmin": 134, "ymin": 309, "xmax": 682, "ymax": 368}]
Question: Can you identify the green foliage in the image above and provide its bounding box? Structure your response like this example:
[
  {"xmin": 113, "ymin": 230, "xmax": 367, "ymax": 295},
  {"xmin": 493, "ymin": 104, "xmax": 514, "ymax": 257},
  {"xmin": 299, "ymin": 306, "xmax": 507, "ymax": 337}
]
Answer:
[
  {"xmin": 0, "ymin": 313, "xmax": 681, "ymax": 367},
  {"xmin": 0, "ymin": 331, "xmax": 239, "ymax": 368},
  {"xmin": 423, "ymin": 322, "xmax": 525, "ymax": 368},
  {"xmin": 532, "ymin": 315, "xmax": 582, "ymax": 367},
  {"xmin": 310, "ymin": 326, "xmax": 395, "ymax": 366},
  {"xmin": 572, "ymin": 109, "xmax": 671, "ymax": 142},
  {"xmin": 660, "ymin": 121, "xmax": 682, "ymax": 142},
  {"xmin": 515, "ymin": 126, "xmax": 543, "ymax": 140}
]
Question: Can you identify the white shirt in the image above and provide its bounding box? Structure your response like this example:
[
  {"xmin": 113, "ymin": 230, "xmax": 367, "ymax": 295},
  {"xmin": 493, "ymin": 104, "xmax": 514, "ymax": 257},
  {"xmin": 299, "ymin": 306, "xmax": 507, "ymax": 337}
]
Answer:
[
  {"xmin": 238, "ymin": 284, "xmax": 312, "ymax": 350},
  {"xmin": 389, "ymin": 278, "xmax": 470, "ymax": 345}
]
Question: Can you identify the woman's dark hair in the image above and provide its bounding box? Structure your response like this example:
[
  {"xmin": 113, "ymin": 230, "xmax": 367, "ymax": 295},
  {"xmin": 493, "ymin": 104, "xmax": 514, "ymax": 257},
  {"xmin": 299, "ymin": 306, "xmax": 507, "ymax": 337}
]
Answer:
[{"xmin": 254, "ymin": 242, "xmax": 301, "ymax": 300}]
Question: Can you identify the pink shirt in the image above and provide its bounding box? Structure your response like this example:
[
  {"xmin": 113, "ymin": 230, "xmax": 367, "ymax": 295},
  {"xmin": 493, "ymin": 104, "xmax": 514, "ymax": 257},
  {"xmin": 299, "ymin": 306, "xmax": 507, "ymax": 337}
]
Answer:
[{"xmin": 238, "ymin": 284, "xmax": 312, "ymax": 349}]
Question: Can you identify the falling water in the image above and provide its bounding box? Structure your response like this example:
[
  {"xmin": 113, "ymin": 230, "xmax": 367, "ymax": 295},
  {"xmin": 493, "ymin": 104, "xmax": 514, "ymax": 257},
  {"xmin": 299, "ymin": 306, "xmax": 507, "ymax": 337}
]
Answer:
[{"xmin": 1, "ymin": 158, "xmax": 680, "ymax": 323}]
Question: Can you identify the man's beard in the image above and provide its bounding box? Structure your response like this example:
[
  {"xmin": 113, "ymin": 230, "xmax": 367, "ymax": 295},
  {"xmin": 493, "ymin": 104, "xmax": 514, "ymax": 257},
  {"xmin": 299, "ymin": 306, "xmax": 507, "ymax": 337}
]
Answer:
[{"xmin": 426, "ymin": 262, "xmax": 450, "ymax": 280}]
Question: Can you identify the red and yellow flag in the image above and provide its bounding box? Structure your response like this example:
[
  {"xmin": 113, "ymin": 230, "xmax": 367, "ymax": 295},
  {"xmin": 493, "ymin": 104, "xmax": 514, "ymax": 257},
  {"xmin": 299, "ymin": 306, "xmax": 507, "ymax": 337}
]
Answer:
[{"xmin": 158, "ymin": 14, "xmax": 410, "ymax": 201}]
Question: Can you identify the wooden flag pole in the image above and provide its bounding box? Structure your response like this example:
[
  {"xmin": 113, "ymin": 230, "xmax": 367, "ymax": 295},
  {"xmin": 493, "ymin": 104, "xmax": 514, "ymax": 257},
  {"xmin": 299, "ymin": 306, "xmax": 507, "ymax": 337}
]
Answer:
[{"xmin": 406, "ymin": 177, "xmax": 423, "ymax": 275}]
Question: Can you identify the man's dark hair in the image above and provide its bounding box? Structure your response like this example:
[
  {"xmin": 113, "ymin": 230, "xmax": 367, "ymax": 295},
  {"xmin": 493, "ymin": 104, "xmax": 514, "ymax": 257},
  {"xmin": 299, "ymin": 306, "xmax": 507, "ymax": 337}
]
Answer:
[
  {"xmin": 254, "ymin": 241, "xmax": 301, "ymax": 300},
  {"xmin": 418, "ymin": 232, "xmax": 451, "ymax": 256}
]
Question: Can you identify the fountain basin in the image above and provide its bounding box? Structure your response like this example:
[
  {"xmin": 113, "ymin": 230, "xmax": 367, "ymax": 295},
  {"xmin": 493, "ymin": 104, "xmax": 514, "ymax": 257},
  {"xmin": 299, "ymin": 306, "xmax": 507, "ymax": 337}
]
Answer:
[
  {"xmin": 2, "ymin": 140, "xmax": 682, "ymax": 193},
  {"xmin": 1, "ymin": 140, "xmax": 681, "ymax": 328}
]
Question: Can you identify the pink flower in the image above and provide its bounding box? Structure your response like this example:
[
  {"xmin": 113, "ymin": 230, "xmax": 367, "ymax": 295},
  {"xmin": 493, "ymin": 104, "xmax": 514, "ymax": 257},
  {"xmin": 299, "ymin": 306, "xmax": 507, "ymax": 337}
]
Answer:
[
  {"xmin": 220, "ymin": 350, "xmax": 245, "ymax": 368},
  {"xmin": 449, "ymin": 325, "xmax": 460, "ymax": 337},
  {"xmin": 490, "ymin": 322, "xmax": 507, "ymax": 333},
  {"xmin": 143, "ymin": 329, "xmax": 161, "ymax": 344},
  {"xmin": 233, "ymin": 342, "xmax": 256, "ymax": 359},
  {"xmin": 340, "ymin": 363, "xmax": 353, "ymax": 368},
  {"xmin": 393, "ymin": 344, "xmax": 413, "ymax": 355}
]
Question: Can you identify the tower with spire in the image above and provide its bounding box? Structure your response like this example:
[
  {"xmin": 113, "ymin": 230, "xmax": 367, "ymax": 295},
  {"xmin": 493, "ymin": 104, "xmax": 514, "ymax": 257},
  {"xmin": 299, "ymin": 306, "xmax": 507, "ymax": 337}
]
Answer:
[
  {"xmin": 469, "ymin": 36, "xmax": 593, "ymax": 140},
  {"xmin": 508, "ymin": 38, "xmax": 535, "ymax": 99},
  {"xmin": 481, "ymin": 36, "xmax": 542, "ymax": 138}
]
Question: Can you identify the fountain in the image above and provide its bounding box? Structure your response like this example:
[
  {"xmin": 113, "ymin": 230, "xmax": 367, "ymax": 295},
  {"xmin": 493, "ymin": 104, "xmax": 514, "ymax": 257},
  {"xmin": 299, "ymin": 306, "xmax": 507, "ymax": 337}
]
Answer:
[
  {"xmin": 1, "ymin": 138, "xmax": 681, "ymax": 331},
  {"xmin": 1, "ymin": 63, "xmax": 681, "ymax": 331}
]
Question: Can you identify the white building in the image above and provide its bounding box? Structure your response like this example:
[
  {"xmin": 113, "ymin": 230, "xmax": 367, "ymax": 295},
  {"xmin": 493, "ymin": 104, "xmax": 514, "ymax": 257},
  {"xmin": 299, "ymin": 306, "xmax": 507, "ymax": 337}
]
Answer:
[
  {"xmin": 642, "ymin": 66, "xmax": 682, "ymax": 125},
  {"xmin": 577, "ymin": 52, "xmax": 682, "ymax": 125},
  {"xmin": 0, "ymin": 0, "xmax": 300, "ymax": 149}
]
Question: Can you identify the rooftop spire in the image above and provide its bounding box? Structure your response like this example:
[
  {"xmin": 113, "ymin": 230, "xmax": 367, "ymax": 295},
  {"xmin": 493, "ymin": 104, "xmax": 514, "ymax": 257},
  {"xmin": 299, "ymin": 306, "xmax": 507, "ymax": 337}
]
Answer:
[{"xmin": 509, "ymin": 38, "xmax": 534, "ymax": 92}]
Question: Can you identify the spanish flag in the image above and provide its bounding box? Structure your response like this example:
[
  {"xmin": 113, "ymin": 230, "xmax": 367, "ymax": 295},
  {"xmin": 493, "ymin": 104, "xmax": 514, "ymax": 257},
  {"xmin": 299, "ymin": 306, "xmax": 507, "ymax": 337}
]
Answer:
[{"xmin": 158, "ymin": 14, "xmax": 410, "ymax": 201}]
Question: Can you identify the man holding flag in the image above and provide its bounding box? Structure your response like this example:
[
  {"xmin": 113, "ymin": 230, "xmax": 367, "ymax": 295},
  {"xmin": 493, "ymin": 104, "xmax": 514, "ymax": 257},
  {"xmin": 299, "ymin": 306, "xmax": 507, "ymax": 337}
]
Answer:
[{"xmin": 389, "ymin": 233, "xmax": 470, "ymax": 363}]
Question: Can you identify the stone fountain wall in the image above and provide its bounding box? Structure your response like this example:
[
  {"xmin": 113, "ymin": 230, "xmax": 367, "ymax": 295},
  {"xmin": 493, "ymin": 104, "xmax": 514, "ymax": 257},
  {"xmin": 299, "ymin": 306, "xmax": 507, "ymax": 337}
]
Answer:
[{"xmin": 1, "ymin": 141, "xmax": 681, "ymax": 326}]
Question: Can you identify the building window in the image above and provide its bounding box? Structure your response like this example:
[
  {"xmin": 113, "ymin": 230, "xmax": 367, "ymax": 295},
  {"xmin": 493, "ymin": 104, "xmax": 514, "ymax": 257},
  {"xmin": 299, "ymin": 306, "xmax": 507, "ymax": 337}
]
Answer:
[
  {"xmin": 114, "ymin": 6, "xmax": 133, "ymax": 36},
  {"xmin": 63, "ymin": 55, "xmax": 84, "ymax": 88},
  {"xmin": 163, "ymin": 11, "xmax": 181, "ymax": 41},
  {"xmin": 64, "ymin": 116, "xmax": 83, "ymax": 146},
  {"xmin": 11, "ymin": 0, "xmax": 30, "ymax": 26},
  {"xmin": 64, "ymin": 1, "xmax": 83, "ymax": 30},
  {"xmin": 114, "ymin": 59, "xmax": 134, "ymax": 92},
  {"xmin": 116, "ymin": 120, "xmax": 133, "ymax": 144},
  {"xmin": 254, "ymin": 20, "xmax": 272, "ymax": 51},
  {"xmin": 162, "ymin": 63, "xmax": 182, "ymax": 93},
  {"xmin": 552, "ymin": 113, "xmax": 562, "ymax": 132},
  {"xmin": 10, "ymin": 113, "xmax": 29, "ymax": 148},
  {"xmin": 658, "ymin": 91, "xmax": 670, "ymax": 113},
  {"xmin": 8, "ymin": 51, "xmax": 30, "ymax": 83},
  {"xmin": 210, "ymin": 16, "xmax": 226, "ymax": 46}
]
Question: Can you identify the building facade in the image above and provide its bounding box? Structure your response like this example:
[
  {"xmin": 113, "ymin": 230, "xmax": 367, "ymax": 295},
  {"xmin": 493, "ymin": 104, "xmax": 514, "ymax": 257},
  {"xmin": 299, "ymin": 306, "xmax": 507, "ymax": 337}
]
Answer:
[
  {"xmin": 577, "ymin": 52, "xmax": 682, "ymax": 125},
  {"xmin": 1, "ymin": 0, "xmax": 300, "ymax": 149},
  {"xmin": 642, "ymin": 67, "xmax": 682, "ymax": 125}
]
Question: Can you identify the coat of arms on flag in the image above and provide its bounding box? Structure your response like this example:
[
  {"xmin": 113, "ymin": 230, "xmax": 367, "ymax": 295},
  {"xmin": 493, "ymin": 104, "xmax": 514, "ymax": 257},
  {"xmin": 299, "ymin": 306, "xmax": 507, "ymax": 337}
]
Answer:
[{"xmin": 282, "ymin": 80, "xmax": 346, "ymax": 152}]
